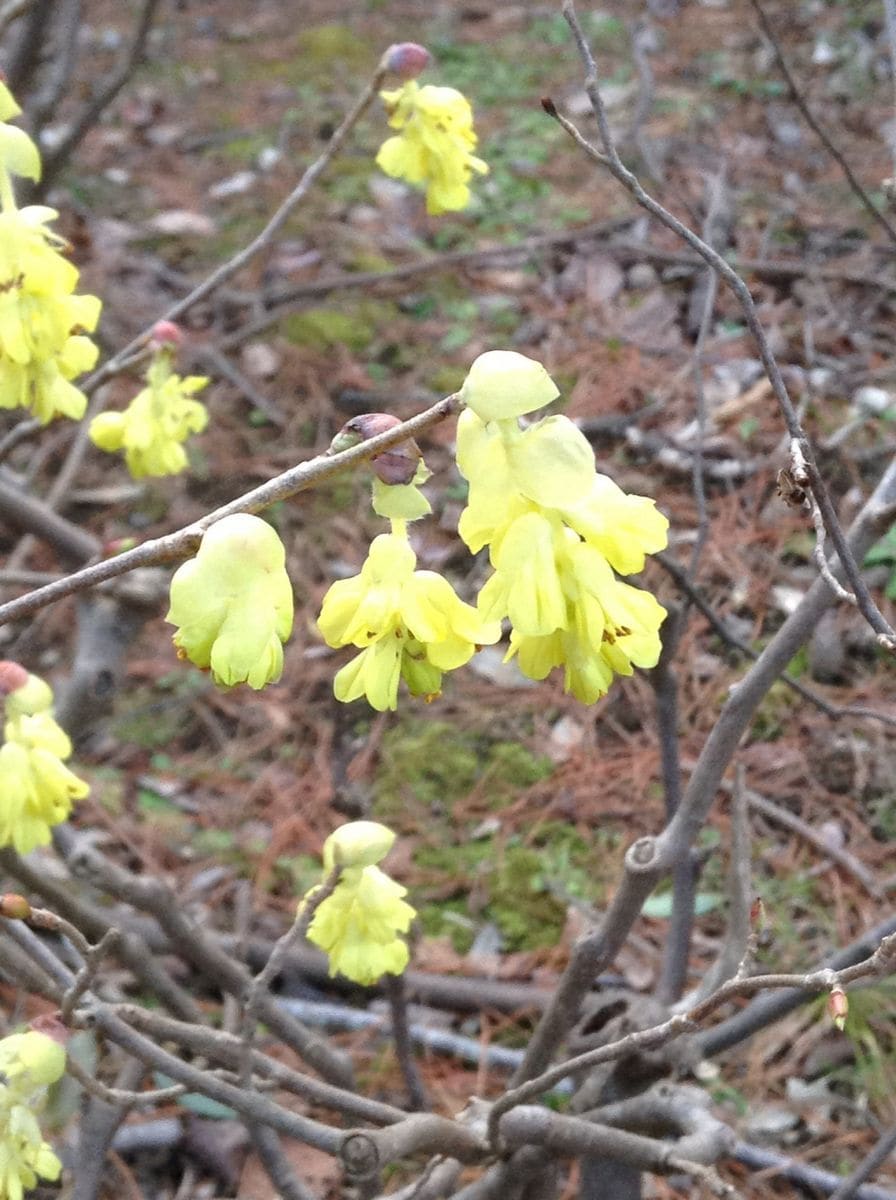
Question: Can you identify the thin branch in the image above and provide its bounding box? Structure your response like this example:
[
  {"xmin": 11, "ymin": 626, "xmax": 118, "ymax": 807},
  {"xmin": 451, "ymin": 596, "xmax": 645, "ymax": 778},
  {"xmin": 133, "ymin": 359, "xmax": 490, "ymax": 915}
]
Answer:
[
  {"xmin": 492, "ymin": 932, "xmax": 896, "ymax": 1146},
  {"xmin": 512, "ymin": 357, "xmax": 896, "ymax": 1083},
  {"xmin": 82, "ymin": 55, "xmax": 390, "ymax": 395},
  {"xmin": 734, "ymin": 1140, "xmax": 896, "ymax": 1200},
  {"xmin": 54, "ymin": 826, "xmax": 354, "ymax": 1088},
  {"xmin": 748, "ymin": 0, "xmax": 896, "ymax": 246},
  {"xmin": 385, "ymin": 973, "xmax": 429, "ymax": 1112},
  {"xmin": 239, "ymin": 867, "xmax": 341, "ymax": 1083},
  {"xmin": 829, "ymin": 1122, "xmax": 896, "ymax": 1200},
  {"xmin": 38, "ymin": 0, "xmax": 161, "ymax": 193},
  {"xmin": 549, "ymin": 1, "xmax": 896, "ymax": 652},
  {"xmin": 0, "ymin": 394, "xmax": 458, "ymax": 627},
  {"xmin": 655, "ymin": 548, "xmax": 896, "ymax": 728},
  {"xmin": 698, "ymin": 912, "xmax": 896, "ymax": 1056},
  {"xmin": 0, "ymin": 846, "xmax": 205, "ymax": 1021},
  {"xmin": 248, "ymin": 1124, "xmax": 317, "ymax": 1200}
]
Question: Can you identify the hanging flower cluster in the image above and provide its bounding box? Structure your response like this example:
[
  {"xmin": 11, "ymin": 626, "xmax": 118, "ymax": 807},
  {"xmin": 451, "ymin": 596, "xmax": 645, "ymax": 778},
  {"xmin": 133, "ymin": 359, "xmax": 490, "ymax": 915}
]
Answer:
[
  {"xmin": 0, "ymin": 1029, "xmax": 66, "ymax": 1200},
  {"xmin": 317, "ymin": 416, "xmax": 500, "ymax": 711},
  {"xmin": 456, "ymin": 352, "xmax": 669, "ymax": 703},
  {"xmin": 376, "ymin": 77, "xmax": 488, "ymax": 215},
  {"xmin": 89, "ymin": 339, "xmax": 208, "ymax": 479},
  {"xmin": 166, "ymin": 514, "xmax": 294, "ymax": 690},
  {"xmin": 304, "ymin": 821, "xmax": 416, "ymax": 986},
  {"xmin": 0, "ymin": 82, "xmax": 101, "ymax": 425},
  {"xmin": 0, "ymin": 664, "xmax": 89, "ymax": 854}
]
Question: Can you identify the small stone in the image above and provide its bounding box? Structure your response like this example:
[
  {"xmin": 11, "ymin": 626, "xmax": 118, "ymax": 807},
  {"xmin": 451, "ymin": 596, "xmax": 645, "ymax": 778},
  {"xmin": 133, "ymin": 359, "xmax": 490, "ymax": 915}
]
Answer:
[
  {"xmin": 146, "ymin": 209, "xmax": 216, "ymax": 237},
  {"xmin": 627, "ymin": 263, "xmax": 658, "ymax": 289},
  {"xmin": 854, "ymin": 385, "xmax": 893, "ymax": 415},
  {"xmin": 208, "ymin": 170, "xmax": 257, "ymax": 200}
]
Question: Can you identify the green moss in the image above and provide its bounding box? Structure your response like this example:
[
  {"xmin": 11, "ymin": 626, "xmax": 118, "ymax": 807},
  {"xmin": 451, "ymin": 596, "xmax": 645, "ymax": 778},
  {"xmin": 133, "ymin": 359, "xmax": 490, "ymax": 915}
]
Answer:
[
  {"xmin": 296, "ymin": 25, "xmax": 371, "ymax": 72},
  {"xmin": 490, "ymin": 846, "xmax": 567, "ymax": 950},
  {"xmin": 281, "ymin": 300, "xmax": 399, "ymax": 352}
]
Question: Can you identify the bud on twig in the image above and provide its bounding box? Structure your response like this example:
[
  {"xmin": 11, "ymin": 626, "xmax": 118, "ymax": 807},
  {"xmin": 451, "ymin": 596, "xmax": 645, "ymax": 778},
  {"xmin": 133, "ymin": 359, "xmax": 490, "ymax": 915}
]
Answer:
[
  {"xmin": 0, "ymin": 660, "xmax": 29, "ymax": 696},
  {"xmin": 0, "ymin": 893, "xmax": 32, "ymax": 919},
  {"xmin": 150, "ymin": 320, "xmax": 183, "ymax": 349},
  {"xmin": 382, "ymin": 42, "xmax": 431, "ymax": 79},
  {"xmin": 828, "ymin": 985, "xmax": 848, "ymax": 1031},
  {"xmin": 329, "ymin": 413, "xmax": 422, "ymax": 486}
]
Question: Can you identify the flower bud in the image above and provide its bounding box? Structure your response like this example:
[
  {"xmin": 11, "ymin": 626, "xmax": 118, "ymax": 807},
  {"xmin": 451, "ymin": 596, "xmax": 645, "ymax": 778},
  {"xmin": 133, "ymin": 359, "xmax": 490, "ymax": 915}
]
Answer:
[
  {"xmin": 460, "ymin": 351, "xmax": 560, "ymax": 421},
  {"xmin": 382, "ymin": 42, "xmax": 431, "ymax": 79},
  {"xmin": 1, "ymin": 668, "xmax": 53, "ymax": 716},
  {"xmin": 167, "ymin": 514, "xmax": 294, "ymax": 689},
  {"xmin": 150, "ymin": 319, "xmax": 183, "ymax": 347},
  {"xmin": 323, "ymin": 820, "xmax": 396, "ymax": 870},
  {"xmin": 0, "ymin": 893, "xmax": 31, "ymax": 919},
  {"xmin": 828, "ymin": 985, "xmax": 848, "ymax": 1031},
  {"xmin": 0, "ymin": 660, "xmax": 29, "ymax": 697}
]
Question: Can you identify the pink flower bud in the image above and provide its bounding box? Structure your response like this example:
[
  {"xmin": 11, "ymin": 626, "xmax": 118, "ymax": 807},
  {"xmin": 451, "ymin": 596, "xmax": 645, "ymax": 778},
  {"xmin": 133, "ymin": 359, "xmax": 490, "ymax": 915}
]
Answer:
[
  {"xmin": 151, "ymin": 320, "xmax": 183, "ymax": 347},
  {"xmin": 29, "ymin": 1013, "xmax": 70, "ymax": 1046},
  {"xmin": 382, "ymin": 42, "xmax": 431, "ymax": 79},
  {"xmin": 0, "ymin": 660, "xmax": 29, "ymax": 696}
]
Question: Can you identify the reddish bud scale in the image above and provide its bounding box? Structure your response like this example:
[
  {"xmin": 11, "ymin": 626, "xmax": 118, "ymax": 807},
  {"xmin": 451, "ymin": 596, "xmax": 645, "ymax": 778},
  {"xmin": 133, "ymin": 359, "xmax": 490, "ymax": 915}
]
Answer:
[
  {"xmin": 750, "ymin": 897, "xmax": 765, "ymax": 930},
  {"xmin": 29, "ymin": 1012, "xmax": 70, "ymax": 1045},
  {"xmin": 0, "ymin": 893, "xmax": 32, "ymax": 919},
  {"xmin": 151, "ymin": 320, "xmax": 183, "ymax": 346},
  {"xmin": 383, "ymin": 42, "xmax": 431, "ymax": 79},
  {"xmin": 0, "ymin": 660, "xmax": 29, "ymax": 696},
  {"xmin": 828, "ymin": 986, "xmax": 848, "ymax": 1031}
]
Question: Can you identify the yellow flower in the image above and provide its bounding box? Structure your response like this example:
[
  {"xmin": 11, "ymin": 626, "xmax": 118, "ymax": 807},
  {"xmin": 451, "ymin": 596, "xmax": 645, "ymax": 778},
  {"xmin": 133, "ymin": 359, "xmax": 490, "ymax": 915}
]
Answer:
[
  {"xmin": 505, "ymin": 543, "xmax": 667, "ymax": 704},
  {"xmin": 90, "ymin": 350, "xmax": 208, "ymax": 479},
  {"xmin": 167, "ymin": 514, "xmax": 293, "ymax": 689},
  {"xmin": 456, "ymin": 408, "xmax": 595, "ymax": 552},
  {"xmin": 376, "ymin": 81, "xmax": 488, "ymax": 215},
  {"xmin": 0, "ymin": 206, "xmax": 100, "ymax": 424},
  {"xmin": 0, "ymin": 1032, "xmax": 66, "ymax": 1091},
  {"xmin": 454, "ymin": 350, "xmax": 669, "ymax": 702},
  {"xmin": 0, "ymin": 1031, "xmax": 65, "ymax": 1200},
  {"xmin": 304, "ymin": 822, "xmax": 415, "ymax": 986},
  {"xmin": 0, "ymin": 678, "xmax": 89, "ymax": 854},
  {"xmin": 460, "ymin": 350, "xmax": 559, "ymax": 421},
  {"xmin": 560, "ymin": 475, "xmax": 669, "ymax": 576},
  {"xmin": 0, "ymin": 85, "xmax": 100, "ymax": 425},
  {"xmin": 323, "ymin": 820, "xmax": 396, "ymax": 869},
  {"xmin": 317, "ymin": 529, "xmax": 500, "ymax": 711}
]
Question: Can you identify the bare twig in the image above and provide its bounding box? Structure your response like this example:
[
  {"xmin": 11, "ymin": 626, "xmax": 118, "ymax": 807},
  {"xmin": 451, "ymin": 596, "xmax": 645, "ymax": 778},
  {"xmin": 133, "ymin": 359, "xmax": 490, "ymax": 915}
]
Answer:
[
  {"xmin": 38, "ymin": 0, "xmax": 161, "ymax": 193},
  {"xmin": 492, "ymin": 932, "xmax": 896, "ymax": 1147},
  {"xmin": 239, "ymin": 867, "xmax": 341, "ymax": 1084},
  {"xmin": 54, "ymin": 826, "xmax": 354, "ymax": 1088},
  {"xmin": 734, "ymin": 1140, "xmax": 896, "ymax": 1200},
  {"xmin": 0, "ymin": 846, "xmax": 204, "ymax": 1021},
  {"xmin": 733, "ymin": 782, "xmax": 883, "ymax": 898},
  {"xmin": 748, "ymin": 0, "xmax": 896, "ymax": 246},
  {"xmin": 249, "ymin": 1123, "xmax": 316, "ymax": 1200},
  {"xmin": 549, "ymin": 1, "xmax": 896, "ymax": 652},
  {"xmin": 82, "ymin": 56, "xmax": 390, "ymax": 396},
  {"xmin": 0, "ymin": 394, "xmax": 458, "ymax": 627},
  {"xmin": 385, "ymin": 973, "xmax": 429, "ymax": 1112},
  {"xmin": 692, "ymin": 765, "xmax": 753, "ymax": 1002},
  {"xmin": 829, "ymin": 1122, "xmax": 896, "ymax": 1200},
  {"xmin": 698, "ymin": 912, "xmax": 896, "ymax": 1056}
]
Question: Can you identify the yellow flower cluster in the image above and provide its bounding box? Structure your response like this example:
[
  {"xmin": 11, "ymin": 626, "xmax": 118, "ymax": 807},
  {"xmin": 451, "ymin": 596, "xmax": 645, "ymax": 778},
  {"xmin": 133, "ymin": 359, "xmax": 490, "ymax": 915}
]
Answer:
[
  {"xmin": 304, "ymin": 821, "xmax": 416, "ymax": 986},
  {"xmin": 0, "ymin": 83, "xmax": 100, "ymax": 425},
  {"xmin": 0, "ymin": 667, "xmax": 88, "ymax": 854},
  {"xmin": 166, "ymin": 514, "xmax": 294, "ymax": 690},
  {"xmin": 376, "ymin": 80, "xmax": 488, "ymax": 214},
  {"xmin": 0, "ymin": 1030, "xmax": 66, "ymax": 1200},
  {"xmin": 457, "ymin": 352, "xmax": 669, "ymax": 703},
  {"xmin": 317, "ymin": 522, "xmax": 500, "ymax": 711},
  {"xmin": 89, "ymin": 347, "xmax": 208, "ymax": 478}
]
